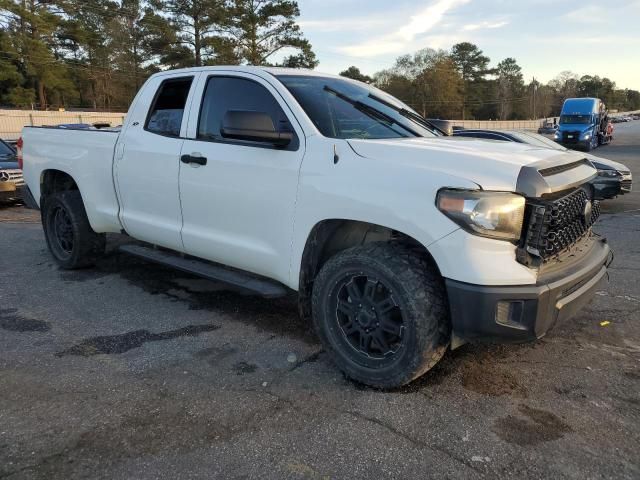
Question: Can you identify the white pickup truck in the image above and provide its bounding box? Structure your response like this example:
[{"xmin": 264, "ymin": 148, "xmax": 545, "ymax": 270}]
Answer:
[{"xmin": 21, "ymin": 66, "xmax": 611, "ymax": 388}]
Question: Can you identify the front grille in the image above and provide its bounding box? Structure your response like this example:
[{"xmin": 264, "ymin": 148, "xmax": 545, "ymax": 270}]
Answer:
[
  {"xmin": 621, "ymin": 179, "xmax": 632, "ymax": 191},
  {"xmin": 0, "ymin": 169, "xmax": 24, "ymax": 186},
  {"xmin": 562, "ymin": 131, "xmax": 581, "ymax": 144},
  {"xmin": 519, "ymin": 187, "xmax": 600, "ymax": 264}
]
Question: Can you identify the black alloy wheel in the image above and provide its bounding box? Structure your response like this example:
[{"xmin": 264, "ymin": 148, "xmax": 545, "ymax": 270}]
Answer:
[{"xmin": 334, "ymin": 274, "xmax": 405, "ymax": 361}]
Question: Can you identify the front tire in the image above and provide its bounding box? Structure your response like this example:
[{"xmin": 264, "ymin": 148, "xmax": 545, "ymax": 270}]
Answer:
[
  {"xmin": 311, "ymin": 242, "xmax": 450, "ymax": 389},
  {"xmin": 42, "ymin": 191, "xmax": 106, "ymax": 269}
]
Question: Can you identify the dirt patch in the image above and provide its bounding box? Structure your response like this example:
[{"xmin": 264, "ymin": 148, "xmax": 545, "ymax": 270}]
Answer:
[
  {"xmin": 4, "ymin": 398, "xmax": 280, "ymax": 479},
  {"xmin": 55, "ymin": 324, "xmax": 219, "ymax": 357},
  {"xmin": 0, "ymin": 204, "xmax": 40, "ymax": 223},
  {"xmin": 0, "ymin": 308, "xmax": 51, "ymax": 332},
  {"xmin": 461, "ymin": 360, "xmax": 527, "ymax": 397},
  {"xmin": 493, "ymin": 404, "xmax": 573, "ymax": 446}
]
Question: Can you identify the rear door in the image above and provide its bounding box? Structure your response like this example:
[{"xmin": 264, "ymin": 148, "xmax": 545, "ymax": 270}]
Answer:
[
  {"xmin": 179, "ymin": 72, "xmax": 305, "ymax": 283},
  {"xmin": 114, "ymin": 74, "xmax": 199, "ymax": 250}
]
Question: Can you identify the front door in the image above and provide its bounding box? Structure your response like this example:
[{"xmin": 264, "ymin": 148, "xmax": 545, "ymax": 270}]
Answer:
[{"xmin": 179, "ymin": 73, "xmax": 305, "ymax": 284}]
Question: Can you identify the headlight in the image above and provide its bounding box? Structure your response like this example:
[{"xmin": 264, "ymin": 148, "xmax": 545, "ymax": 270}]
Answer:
[
  {"xmin": 437, "ymin": 190, "xmax": 525, "ymax": 241},
  {"xmin": 581, "ymin": 131, "xmax": 591, "ymax": 140},
  {"xmin": 597, "ymin": 169, "xmax": 620, "ymax": 177},
  {"xmin": 554, "ymin": 132, "xmax": 561, "ymax": 139}
]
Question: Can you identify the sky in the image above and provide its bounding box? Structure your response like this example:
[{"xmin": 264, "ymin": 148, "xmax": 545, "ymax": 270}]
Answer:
[{"xmin": 294, "ymin": 0, "xmax": 640, "ymax": 90}]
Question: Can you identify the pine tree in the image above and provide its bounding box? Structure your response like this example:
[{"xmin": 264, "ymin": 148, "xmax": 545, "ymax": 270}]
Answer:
[
  {"xmin": 223, "ymin": 0, "xmax": 317, "ymax": 68},
  {"xmin": 150, "ymin": 0, "xmax": 229, "ymax": 67}
]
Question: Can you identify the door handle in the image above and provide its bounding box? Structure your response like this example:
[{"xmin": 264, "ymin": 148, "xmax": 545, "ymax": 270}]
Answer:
[{"xmin": 181, "ymin": 154, "xmax": 207, "ymax": 166}]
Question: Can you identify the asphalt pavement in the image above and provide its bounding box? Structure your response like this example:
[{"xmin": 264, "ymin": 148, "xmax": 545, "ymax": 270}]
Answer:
[{"xmin": 1, "ymin": 123, "xmax": 639, "ymax": 479}]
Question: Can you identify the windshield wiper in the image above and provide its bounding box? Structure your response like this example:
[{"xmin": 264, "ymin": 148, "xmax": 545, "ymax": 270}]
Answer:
[
  {"xmin": 323, "ymin": 86, "xmax": 419, "ymax": 136},
  {"xmin": 367, "ymin": 93, "xmax": 446, "ymax": 136}
]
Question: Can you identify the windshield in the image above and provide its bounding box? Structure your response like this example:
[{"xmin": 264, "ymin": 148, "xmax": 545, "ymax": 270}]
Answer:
[
  {"xmin": 0, "ymin": 141, "xmax": 14, "ymax": 156},
  {"xmin": 276, "ymin": 75, "xmax": 438, "ymax": 140},
  {"xmin": 560, "ymin": 115, "xmax": 591, "ymax": 125}
]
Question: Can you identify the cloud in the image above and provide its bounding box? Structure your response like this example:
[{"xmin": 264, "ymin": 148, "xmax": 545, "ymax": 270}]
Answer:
[
  {"xmin": 397, "ymin": 0, "xmax": 471, "ymax": 40},
  {"xmin": 462, "ymin": 20, "xmax": 509, "ymax": 31},
  {"xmin": 299, "ymin": 17, "xmax": 388, "ymax": 33},
  {"xmin": 337, "ymin": 0, "xmax": 471, "ymax": 58},
  {"xmin": 561, "ymin": 5, "xmax": 608, "ymax": 24}
]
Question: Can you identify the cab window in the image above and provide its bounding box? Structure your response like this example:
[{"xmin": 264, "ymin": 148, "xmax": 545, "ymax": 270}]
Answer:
[
  {"xmin": 146, "ymin": 77, "xmax": 193, "ymax": 137},
  {"xmin": 198, "ymin": 76, "xmax": 294, "ymax": 147}
]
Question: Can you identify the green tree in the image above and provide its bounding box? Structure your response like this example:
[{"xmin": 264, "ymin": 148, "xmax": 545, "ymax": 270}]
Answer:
[
  {"xmin": 339, "ymin": 66, "xmax": 372, "ymax": 83},
  {"xmin": 450, "ymin": 42, "xmax": 491, "ymax": 119},
  {"xmin": 373, "ymin": 69, "xmax": 413, "ymax": 105},
  {"xmin": 0, "ymin": 27, "xmax": 24, "ymax": 104},
  {"xmin": 374, "ymin": 48, "xmax": 462, "ymax": 119},
  {"xmin": 150, "ymin": 0, "xmax": 229, "ymax": 67},
  {"xmin": 624, "ymin": 89, "xmax": 640, "ymax": 111},
  {"xmin": 495, "ymin": 57, "xmax": 525, "ymax": 119},
  {"xmin": 0, "ymin": 0, "xmax": 76, "ymax": 108},
  {"xmin": 223, "ymin": 0, "xmax": 317, "ymax": 67}
]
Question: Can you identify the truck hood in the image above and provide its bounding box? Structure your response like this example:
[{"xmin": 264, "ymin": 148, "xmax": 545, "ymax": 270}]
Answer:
[
  {"xmin": 584, "ymin": 153, "xmax": 629, "ymax": 173},
  {"xmin": 347, "ymin": 136, "xmax": 591, "ymax": 192}
]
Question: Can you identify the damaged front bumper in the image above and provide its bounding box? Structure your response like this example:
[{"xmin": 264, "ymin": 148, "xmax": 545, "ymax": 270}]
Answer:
[{"xmin": 445, "ymin": 237, "xmax": 611, "ymax": 344}]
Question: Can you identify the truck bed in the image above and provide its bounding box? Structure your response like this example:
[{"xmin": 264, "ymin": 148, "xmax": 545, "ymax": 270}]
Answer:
[{"xmin": 21, "ymin": 127, "xmax": 123, "ymax": 233}]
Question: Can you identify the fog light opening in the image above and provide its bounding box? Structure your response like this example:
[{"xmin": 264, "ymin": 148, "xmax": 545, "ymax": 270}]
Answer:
[{"xmin": 495, "ymin": 300, "xmax": 525, "ymax": 328}]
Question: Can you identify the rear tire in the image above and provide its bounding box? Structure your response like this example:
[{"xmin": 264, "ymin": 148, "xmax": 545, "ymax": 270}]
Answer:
[
  {"xmin": 42, "ymin": 191, "xmax": 105, "ymax": 269},
  {"xmin": 311, "ymin": 242, "xmax": 450, "ymax": 389}
]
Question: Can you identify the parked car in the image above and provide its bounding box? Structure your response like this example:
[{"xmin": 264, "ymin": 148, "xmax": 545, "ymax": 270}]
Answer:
[
  {"xmin": 537, "ymin": 120, "xmax": 558, "ymax": 135},
  {"xmin": 0, "ymin": 139, "xmax": 24, "ymax": 202},
  {"xmin": 453, "ymin": 129, "xmax": 632, "ymax": 199},
  {"xmin": 20, "ymin": 66, "xmax": 610, "ymax": 388}
]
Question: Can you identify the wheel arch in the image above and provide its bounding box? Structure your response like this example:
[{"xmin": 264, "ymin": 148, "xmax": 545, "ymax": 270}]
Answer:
[
  {"xmin": 296, "ymin": 219, "xmax": 442, "ymax": 322},
  {"xmin": 40, "ymin": 169, "xmax": 80, "ymax": 199}
]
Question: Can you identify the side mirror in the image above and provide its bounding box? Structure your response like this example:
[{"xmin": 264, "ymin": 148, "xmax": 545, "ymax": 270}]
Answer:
[{"xmin": 221, "ymin": 110, "xmax": 293, "ymax": 147}]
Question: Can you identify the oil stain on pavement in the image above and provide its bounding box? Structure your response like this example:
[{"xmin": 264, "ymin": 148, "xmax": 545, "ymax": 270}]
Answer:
[
  {"xmin": 0, "ymin": 308, "xmax": 51, "ymax": 332},
  {"xmin": 492, "ymin": 404, "xmax": 573, "ymax": 446},
  {"xmin": 55, "ymin": 324, "xmax": 220, "ymax": 357},
  {"xmin": 60, "ymin": 247, "xmax": 315, "ymax": 344}
]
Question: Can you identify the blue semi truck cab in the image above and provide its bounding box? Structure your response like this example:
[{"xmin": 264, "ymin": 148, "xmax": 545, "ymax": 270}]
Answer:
[{"xmin": 554, "ymin": 97, "xmax": 608, "ymax": 151}]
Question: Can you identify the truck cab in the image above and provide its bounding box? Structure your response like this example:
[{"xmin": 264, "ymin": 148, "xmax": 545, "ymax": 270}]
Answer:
[{"xmin": 554, "ymin": 97, "xmax": 606, "ymax": 151}]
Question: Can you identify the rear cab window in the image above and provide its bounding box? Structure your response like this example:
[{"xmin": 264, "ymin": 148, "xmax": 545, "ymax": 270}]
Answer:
[{"xmin": 145, "ymin": 77, "xmax": 194, "ymax": 137}]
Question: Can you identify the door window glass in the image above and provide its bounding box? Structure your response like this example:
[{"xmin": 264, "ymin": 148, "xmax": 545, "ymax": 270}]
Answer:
[
  {"xmin": 146, "ymin": 77, "xmax": 193, "ymax": 136},
  {"xmin": 198, "ymin": 77, "xmax": 291, "ymax": 142}
]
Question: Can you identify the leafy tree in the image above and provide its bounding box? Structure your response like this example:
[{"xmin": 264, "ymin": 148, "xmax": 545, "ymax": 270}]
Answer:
[
  {"xmin": 373, "ymin": 69, "xmax": 413, "ymax": 105},
  {"xmin": 339, "ymin": 66, "xmax": 372, "ymax": 83},
  {"xmin": 374, "ymin": 48, "xmax": 462, "ymax": 118},
  {"xmin": 625, "ymin": 89, "xmax": 640, "ymax": 111},
  {"xmin": 223, "ymin": 0, "xmax": 317, "ymax": 67}
]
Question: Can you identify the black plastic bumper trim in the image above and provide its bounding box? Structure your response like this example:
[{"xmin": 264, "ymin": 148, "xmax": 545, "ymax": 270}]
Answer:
[{"xmin": 445, "ymin": 238, "xmax": 610, "ymax": 343}]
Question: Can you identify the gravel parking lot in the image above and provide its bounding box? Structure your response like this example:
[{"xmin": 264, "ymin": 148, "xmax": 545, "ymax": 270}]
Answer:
[{"xmin": 1, "ymin": 123, "xmax": 639, "ymax": 479}]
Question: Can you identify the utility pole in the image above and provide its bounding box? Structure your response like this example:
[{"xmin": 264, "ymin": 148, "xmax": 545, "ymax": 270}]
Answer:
[{"xmin": 532, "ymin": 77, "xmax": 537, "ymax": 120}]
